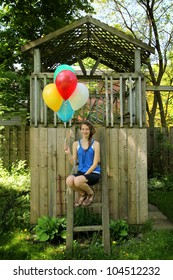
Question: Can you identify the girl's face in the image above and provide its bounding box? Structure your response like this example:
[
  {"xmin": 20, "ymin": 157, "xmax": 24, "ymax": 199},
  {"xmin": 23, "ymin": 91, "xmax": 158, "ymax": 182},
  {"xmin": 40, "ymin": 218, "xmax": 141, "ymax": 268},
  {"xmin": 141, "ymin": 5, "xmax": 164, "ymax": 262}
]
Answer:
[{"xmin": 81, "ymin": 124, "xmax": 90, "ymax": 138}]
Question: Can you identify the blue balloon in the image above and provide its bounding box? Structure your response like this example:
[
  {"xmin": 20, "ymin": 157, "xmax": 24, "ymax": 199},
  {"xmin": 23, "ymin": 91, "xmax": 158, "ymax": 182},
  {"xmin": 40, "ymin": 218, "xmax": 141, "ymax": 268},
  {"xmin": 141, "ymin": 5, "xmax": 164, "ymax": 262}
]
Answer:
[
  {"xmin": 54, "ymin": 64, "xmax": 75, "ymax": 82},
  {"xmin": 57, "ymin": 100, "xmax": 74, "ymax": 122}
]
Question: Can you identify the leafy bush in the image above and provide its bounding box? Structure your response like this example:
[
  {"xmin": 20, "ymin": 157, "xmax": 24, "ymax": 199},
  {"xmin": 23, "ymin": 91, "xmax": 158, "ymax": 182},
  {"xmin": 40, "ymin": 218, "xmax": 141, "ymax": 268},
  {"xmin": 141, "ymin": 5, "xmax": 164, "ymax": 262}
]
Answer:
[
  {"xmin": 148, "ymin": 177, "xmax": 165, "ymax": 190},
  {"xmin": 110, "ymin": 219, "xmax": 129, "ymax": 244},
  {"xmin": 34, "ymin": 216, "xmax": 66, "ymax": 243},
  {"xmin": 148, "ymin": 174, "xmax": 173, "ymax": 191},
  {"xmin": 0, "ymin": 160, "xmax": 30, "ymax": 233}
]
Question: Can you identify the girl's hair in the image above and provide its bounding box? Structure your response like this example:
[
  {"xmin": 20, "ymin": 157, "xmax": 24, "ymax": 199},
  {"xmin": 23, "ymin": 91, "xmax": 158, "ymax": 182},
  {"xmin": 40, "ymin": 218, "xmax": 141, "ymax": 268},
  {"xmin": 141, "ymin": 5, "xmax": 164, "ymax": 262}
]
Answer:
[{"xmin": 80, "ymin": 121, "xmax": 96, "ymax": 146}]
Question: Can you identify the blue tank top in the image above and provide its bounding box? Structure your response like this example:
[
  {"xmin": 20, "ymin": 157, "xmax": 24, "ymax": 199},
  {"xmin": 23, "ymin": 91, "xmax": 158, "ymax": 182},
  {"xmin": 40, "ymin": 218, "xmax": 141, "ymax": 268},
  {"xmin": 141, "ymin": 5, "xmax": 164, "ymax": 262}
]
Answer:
[{"xmin": 77, "ymin": 139, "xmax": 101, "ymax": 174}]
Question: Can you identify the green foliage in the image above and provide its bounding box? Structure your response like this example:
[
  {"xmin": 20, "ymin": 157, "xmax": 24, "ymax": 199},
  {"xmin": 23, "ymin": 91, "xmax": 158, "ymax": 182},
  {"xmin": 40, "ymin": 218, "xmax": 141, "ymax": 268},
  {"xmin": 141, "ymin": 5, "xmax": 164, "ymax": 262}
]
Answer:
[
  {"xmin": 110, "ymin": 219, "xmax": 129, "ymax": 244},
  {"xmin": 34, "ymin": 216, "xmax": 66, "ymax": 243},
  {"xmin": 1, "ymin": 158, "xmax": 173, "ymax": 260},
  {"xmin": 0, "ymin": 0, "xmax": 94, "ymax": 70},
  {"xmin": 0, "ymin": 69, "xmax": 30, "ymax": 117},
  {"xmin": 148, "ymin": 177, "xmax": 166, "ymax": 191},
  {"xmin": 0, "ymin": 0, "xmax": 94, "ymax": 117},
  {"xmin": 0, "ymin": 160, "xmax": 30, "ymax": 233},
  {"xmin": 148, "ymin": 174, "xmax": 173, "ymax": 191}
]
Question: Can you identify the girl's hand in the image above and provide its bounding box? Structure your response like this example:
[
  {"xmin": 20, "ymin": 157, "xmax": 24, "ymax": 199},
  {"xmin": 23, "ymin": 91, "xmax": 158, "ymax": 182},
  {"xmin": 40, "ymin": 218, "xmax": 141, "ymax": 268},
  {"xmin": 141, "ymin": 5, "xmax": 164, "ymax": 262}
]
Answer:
[{"xmin": 64, "ymin": 145, "xmax": 70, "ymax": 154}]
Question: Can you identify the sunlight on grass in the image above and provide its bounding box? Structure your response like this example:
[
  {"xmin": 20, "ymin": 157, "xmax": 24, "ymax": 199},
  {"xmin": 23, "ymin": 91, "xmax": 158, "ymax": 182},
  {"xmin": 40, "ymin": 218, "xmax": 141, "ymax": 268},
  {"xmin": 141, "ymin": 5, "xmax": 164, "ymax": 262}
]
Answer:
[{"xmin": 1, "ymin": 160, "xmax": 173, "ymax": 260}]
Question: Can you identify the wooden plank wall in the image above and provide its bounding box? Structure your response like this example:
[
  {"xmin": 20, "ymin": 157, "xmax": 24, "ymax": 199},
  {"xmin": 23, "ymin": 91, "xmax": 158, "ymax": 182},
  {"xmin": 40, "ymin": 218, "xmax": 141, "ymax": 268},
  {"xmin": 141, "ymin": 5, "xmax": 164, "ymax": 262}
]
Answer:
[
  {"xmin": 1, "ymin": 125, "xmax": 173, "ymax": 176},
  {"xmin": 147, "ymin": 126, "xmax": 172, "ymax": 176},
  {"xmin": 0, "ymin": 125, "xmax": 30, "ymax": 169},
  {"xmin": 30, "ymin": 126, "xmax": 148, "ymax": 225}
]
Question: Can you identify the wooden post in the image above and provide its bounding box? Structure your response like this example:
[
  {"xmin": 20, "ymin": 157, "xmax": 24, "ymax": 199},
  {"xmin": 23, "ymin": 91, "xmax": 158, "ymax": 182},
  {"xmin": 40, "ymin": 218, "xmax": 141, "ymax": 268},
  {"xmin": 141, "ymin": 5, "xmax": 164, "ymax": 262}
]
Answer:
[
  {"xmin": 66, "ymin": 187, "xmax": 74, "ymax": 250},
  {"xmin": 100, "ymin": 127, "xmax": 110, "ymax": 253},
  {"xmin": 134, "ymin": 49, "xmax": 142, "ymax": 127},
  {"xmin": 34, "ymin": 49, "xmax": 41, "ymax": 73},
  {"xmin": 33, "ymin": 49, "xmax": 41, "ymax": 127},
  {"xmin": 110, "ymin": 76, "xmax": 114, "ymax": 127},
  {"xmin": 105, "ymin": 76, "xmax": 109, "ymax": 127},
  {"xmin": 119, "ymin": 75, "xmax": 124, "ymax": 127}
]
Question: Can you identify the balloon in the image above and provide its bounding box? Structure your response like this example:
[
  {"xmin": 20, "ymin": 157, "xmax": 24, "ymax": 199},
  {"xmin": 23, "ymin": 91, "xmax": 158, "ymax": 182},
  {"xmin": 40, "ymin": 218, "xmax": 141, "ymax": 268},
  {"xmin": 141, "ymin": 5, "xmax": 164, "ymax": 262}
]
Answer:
[
  {"xmin": 68, "ymin": 83, "xmax": 89, "ymax": 110},
  {"xmin": 55, "ymin": 70, "xmax": 77, "ymax": 100},
  {"xmin": 42, "ymin": 83, "xmax": 63, "ymax": 112},
  {"xmin": 54, "ymin": 64, "xmax": 75, "ymax": 81},
  {"xmin": 57, "ymin": 100, "xmax": 74, "ymax": 122}
]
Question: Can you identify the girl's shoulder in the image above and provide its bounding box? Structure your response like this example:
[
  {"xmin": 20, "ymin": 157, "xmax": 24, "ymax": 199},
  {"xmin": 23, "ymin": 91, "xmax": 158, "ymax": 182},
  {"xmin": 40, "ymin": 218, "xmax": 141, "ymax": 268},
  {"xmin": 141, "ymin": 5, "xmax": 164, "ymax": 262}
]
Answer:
[
  {"xmin": 73, "ymin": 141, "xmax": 78, "ymax": 147},
  {"xmin": 93, "ymin": 140, "xmax": 99, "ymax": 144},
  {"xmin": 93, "ymin": 140, "xmax": 100, "ymax": 147}
]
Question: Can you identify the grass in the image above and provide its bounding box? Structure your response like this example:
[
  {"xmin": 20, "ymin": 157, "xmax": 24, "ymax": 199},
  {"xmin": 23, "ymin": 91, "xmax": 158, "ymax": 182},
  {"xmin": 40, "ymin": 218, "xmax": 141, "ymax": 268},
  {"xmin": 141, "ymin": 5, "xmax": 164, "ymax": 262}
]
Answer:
[{"xmin": 0, "ymin": 160, "xmax": 173, "ymax": 260}]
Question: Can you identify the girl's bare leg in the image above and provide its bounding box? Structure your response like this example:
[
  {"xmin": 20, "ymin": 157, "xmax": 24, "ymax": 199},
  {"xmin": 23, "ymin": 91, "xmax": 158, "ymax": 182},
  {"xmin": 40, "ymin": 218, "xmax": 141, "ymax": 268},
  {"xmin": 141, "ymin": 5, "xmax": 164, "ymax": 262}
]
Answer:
[
  {"xmin": 74, "ymin": 176, "xmax": 94, "ymax": 195},
  {"xmin": 66, "ymin": 175, "xmax": 86, "ymax": 195}
]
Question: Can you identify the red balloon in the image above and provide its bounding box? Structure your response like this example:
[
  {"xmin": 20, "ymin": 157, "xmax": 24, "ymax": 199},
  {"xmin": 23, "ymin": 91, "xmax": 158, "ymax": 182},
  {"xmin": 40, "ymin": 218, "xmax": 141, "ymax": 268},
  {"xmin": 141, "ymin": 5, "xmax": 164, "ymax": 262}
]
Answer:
[{"xmin": 55, "ymin": 70, "xmax": 77, "ymax": 100}]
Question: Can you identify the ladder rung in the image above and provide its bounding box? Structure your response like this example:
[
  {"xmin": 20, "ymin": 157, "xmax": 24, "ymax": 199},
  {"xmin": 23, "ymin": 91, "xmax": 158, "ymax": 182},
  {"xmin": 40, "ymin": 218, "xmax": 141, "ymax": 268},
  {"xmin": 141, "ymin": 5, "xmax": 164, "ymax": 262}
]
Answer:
[
  {"xmin": 82, "ymin": 202, "xmax": 102, "ymax": 208},
  {"xmin": 73, "ymin": 225, "xmax": 103, "ymax": 232}
]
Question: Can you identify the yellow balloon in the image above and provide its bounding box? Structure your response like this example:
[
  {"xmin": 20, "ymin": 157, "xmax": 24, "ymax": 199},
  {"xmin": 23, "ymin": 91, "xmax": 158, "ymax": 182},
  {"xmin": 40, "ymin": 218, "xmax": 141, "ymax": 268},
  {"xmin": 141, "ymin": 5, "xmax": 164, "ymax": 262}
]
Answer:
[{"xmin": 42, "ymin": 83, "xmax": 63, "ymax": 112}]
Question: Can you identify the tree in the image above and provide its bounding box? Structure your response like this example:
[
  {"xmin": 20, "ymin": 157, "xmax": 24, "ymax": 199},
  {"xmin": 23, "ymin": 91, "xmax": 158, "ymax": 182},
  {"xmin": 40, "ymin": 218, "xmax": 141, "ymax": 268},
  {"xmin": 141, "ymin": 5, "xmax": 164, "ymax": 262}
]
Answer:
[
  {"xmin": 94, "ymin": 0, "xmax": 173, "ymax": 127},
  {"xmin": 0, "ymin": 0, "xmax": 94, "ymax": 70},
  {"xmin": 0, "ymin": 0, "xmax": 94, "ymax": 116}
]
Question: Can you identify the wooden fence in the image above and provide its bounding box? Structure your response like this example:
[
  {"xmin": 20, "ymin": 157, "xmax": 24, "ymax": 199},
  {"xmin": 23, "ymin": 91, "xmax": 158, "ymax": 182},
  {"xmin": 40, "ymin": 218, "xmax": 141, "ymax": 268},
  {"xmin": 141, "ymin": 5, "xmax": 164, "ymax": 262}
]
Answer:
[
  {"xmin": 1, "ymin": 125, "xmax": 173, "ymax": 176},
  {"xmin": 147, "ymin": 127, "xmax": 173, "ymax": 176},
  {"xmin": 0, "ymin": 125, "xmax": 30, "ymax": 169}
]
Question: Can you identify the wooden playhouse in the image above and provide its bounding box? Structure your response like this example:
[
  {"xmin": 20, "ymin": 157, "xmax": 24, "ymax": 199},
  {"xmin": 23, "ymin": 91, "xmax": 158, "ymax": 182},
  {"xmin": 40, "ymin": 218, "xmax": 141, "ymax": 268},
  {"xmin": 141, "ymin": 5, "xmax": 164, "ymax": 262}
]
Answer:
[{"xmin": 22, "ymin": 16, "xmax": 155, "ymax": 227}]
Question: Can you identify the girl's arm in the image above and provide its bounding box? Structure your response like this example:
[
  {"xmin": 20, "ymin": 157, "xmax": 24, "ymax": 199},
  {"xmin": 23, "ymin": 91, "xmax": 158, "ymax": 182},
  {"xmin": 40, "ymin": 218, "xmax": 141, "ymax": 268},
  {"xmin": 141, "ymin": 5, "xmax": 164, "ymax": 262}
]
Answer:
[
  {"xmin": 64, "ymin": 141, "xmax": 78, "ymax": 166},
  {"xmin": 85, "ymin": 141, "xmax": 100, "ymax": 174}
]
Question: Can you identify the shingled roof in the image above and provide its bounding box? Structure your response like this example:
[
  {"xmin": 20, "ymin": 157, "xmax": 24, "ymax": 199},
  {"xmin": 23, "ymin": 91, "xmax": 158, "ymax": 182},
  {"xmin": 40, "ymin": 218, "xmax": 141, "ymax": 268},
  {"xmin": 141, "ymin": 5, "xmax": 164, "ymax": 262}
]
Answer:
[{"xmin": 22, "ymin": 16, "xmax": 155, "ymax": 73}]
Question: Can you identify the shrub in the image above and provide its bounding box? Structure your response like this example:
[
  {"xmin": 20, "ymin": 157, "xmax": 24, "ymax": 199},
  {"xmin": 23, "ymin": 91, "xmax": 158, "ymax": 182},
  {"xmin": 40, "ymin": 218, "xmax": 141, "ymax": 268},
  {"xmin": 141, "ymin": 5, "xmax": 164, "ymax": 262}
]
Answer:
[
  {"xmin": 110, "ymin": 219, "xmax": 129, "ymax": 244},
  {"xmin": 34, "ymin": 216, "xmax": 66, "ymax": 243},
  {"xmin": 148, "ymin": 174, "xmax": 173, "ymax": 191},
  {"xmin": 0, "ymin": 160, "xmax": 30, "ymax": 233}
]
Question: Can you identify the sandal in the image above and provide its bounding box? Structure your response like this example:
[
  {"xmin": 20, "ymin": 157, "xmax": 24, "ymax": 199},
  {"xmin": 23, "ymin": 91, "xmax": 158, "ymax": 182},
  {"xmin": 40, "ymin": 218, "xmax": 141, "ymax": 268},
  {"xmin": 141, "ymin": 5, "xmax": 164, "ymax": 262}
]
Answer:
[
  {"xmin": 83, "ymin": 192, "xmax": 95, "ymax": 206},
  {"xmin": 74, "ymin": 194, "xmax": 87, "ymax": 207}
]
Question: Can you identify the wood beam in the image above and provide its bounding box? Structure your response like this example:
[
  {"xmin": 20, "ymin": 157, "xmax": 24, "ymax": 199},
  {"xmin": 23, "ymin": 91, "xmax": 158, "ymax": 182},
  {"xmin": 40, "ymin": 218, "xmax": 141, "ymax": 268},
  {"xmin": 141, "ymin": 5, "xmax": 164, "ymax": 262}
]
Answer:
[
  {"xmin": 77, "ymin": 58, "xmax": 87, "ymax": 75},
  {"xmin": 146, "ymin": 85, "xmax": 173, "ymax": 91},
  {"xmin": 90, "ymin": 57, "xmax": 101, "ymax": 75}
]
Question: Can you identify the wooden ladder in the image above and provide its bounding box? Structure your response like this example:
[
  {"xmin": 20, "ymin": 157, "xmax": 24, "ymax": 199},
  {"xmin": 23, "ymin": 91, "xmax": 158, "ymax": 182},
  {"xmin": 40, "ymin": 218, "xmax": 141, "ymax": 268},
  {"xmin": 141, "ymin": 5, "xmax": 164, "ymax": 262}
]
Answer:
[{"xmin": 66, "ymin": 127, "xmax": 110, "ymax": 253}]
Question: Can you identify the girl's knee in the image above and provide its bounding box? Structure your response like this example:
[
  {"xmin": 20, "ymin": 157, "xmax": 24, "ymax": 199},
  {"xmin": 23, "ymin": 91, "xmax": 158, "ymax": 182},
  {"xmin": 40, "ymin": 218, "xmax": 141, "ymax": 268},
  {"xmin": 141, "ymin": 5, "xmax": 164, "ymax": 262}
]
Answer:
[
  {"xmin": 66, "ymin": 175, "xmax": 74, "ymax": 186},
  {"xmin": 74, "ymin": 176, "xmax": 86, "ymax": 187}
]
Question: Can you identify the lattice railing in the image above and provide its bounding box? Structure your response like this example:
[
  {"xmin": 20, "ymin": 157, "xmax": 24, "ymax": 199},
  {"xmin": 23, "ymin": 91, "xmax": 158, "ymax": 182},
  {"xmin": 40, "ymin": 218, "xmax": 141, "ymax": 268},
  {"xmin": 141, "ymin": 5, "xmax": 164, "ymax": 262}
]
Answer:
[{"xmin": 30, "ymin": 72, "xmax": 146, "ymax": 127}]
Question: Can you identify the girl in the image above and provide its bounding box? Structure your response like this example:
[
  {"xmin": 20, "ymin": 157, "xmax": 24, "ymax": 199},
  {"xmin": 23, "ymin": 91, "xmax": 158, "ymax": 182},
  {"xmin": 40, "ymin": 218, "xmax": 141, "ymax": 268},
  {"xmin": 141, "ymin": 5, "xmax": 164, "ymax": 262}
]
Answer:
[{"xmin": 64, "ymin": 121, "xmax": 101, "ymax": 206}]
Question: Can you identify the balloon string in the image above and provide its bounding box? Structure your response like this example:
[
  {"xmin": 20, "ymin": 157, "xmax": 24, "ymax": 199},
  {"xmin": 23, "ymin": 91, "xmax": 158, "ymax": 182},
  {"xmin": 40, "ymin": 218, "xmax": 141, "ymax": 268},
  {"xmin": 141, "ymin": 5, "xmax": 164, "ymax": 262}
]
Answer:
[
  {"xmin": 64, "ymin": 121, "xmax": 67, "ymax": 147},
  {"xmin": 64, "ymin": 102, "xmax": 76, "ymax": 174},
  {"xmin": 64, "ymin": 101, "xmax": 67, "ymax": 146}
]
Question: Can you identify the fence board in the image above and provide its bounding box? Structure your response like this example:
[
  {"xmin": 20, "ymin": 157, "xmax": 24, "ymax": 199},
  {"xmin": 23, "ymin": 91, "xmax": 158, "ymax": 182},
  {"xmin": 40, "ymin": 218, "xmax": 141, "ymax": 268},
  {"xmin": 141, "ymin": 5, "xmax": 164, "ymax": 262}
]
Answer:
[
  {"xmin": 127, "ymin": 129, "xmax": 138, "ymax": 224},
  {"xmin": 56, "ymin": 127, "xmax": 66, "ymax": 216},
  {"xmin": 169, "ymin": 127, "xmax": 173, "ymax": 173},
  {"xmin": 162, "ymin": 127, "xmax": 169, "ymax": 173},
  {"xmin": 30, "ymin": 127, "xmax": 40, "ymax": 223},
  {"xmin": 0, "ymin": 125, "xmax": 30, "ymax": 169},
  {"xmin": 138, "ymin": 129, "xmax": 148, "ymax": 223},
  {"xmin": 109, "ymin": 128, "xmax": 119, "ymax": 220},
  {"xmin": 147, "ymin": 127, "xmax": 173, "ymax": 176},
  {"xmin": 3, "ymin": 126, "xmax": 10, "ymax": 168},
  {"xmin": 39, "ymin": 127, "xmax": 48, "ymax": 217},
  {"xmin": 48, "ymin": 128, "xmax": 57, "ymax": 217},
  {"xmin": 118, "ymin": 129, "xmax": 128, "ymax": 220}
]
